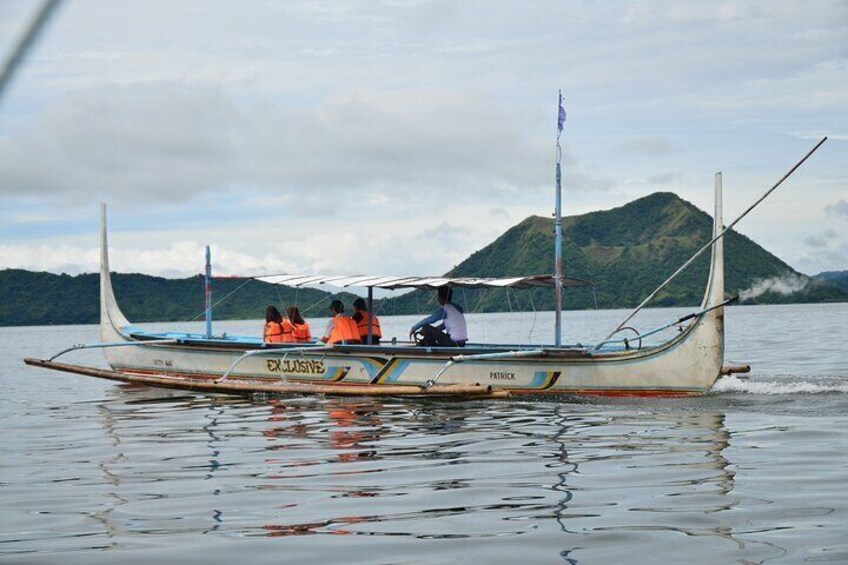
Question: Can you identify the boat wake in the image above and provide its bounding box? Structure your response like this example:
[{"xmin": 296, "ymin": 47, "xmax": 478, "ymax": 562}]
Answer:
[{"xmin": 713, "ymin": 375, "xmax": 848, "ymax": 395}]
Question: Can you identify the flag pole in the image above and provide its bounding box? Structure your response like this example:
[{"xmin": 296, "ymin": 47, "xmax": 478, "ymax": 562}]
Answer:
[{"xmin": 554, "ymin": 90, "xmax": 565, "ymax": 347}]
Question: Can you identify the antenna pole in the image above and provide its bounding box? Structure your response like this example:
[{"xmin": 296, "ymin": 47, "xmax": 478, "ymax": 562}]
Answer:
[{"xmin": 205, "ymin": 245, "xmax": 212, "ymax": 338}]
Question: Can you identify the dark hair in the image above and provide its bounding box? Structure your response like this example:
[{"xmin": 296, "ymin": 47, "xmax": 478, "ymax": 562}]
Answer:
[
  {"xmin": 265, "ymin": 305, "xmax": 282, "ymax": 323},
  {"xmin": 438, "ymin": 286, "xmax": 452, "ymax": 303},
  {"xmin": 353, "ymin": 297, "xmax": 367, "ymax": 311},
  {"xmin": 329, "ymin": 299, "xmax": 344, "ymax": 314},
  {"xmin": 287, "ymin": 306, "xmax": 305, "ymax": 325}
]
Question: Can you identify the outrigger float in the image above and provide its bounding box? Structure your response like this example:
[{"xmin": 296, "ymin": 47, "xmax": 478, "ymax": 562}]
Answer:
[{"xmin": 24, "ymin": 126, "xmax": 826, "ymax": 398}]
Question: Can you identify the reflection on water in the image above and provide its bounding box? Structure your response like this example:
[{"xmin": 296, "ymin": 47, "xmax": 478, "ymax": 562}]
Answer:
[
  {"xmin": 2, "ymin": 305, "xmax": 848, "ymax": 563},
  {"xmin": 7, "ymin": 386, "xmax": 759, "ymax": 559},
  {"xmin": 3, "ymin": 383, "xmax": 847, "ymax": 562}
]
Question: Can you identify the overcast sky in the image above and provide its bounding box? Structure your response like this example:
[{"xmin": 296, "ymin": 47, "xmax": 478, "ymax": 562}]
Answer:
[{"xmin": 1, "ymin": 0, "xmax": 846, "ymax": 280}]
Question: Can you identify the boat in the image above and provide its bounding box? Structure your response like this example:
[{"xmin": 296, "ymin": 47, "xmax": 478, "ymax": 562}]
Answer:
[
  {"xmin": 27, "ymin": 112, "xmax": 824, "ymax": 398},
  {"xmin": 25, "ymin": 172, "xmax": 731, "ymax": 398}
]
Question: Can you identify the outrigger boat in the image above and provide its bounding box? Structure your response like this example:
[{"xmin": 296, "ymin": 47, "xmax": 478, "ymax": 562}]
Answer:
[
  {"xmin": 25, "ymin": 172, "xmax": 730, "ymax": 398},
  {"xmin": 26, "ymin": 167, "xmax": 736, "ymax": 397},
  {"xmin": 24, "ymin": 118, "xmax": 825, "ymax": 398}
]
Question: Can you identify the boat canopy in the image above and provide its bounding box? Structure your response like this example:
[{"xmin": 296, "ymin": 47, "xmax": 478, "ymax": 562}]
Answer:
[{"xmin": 254, "ymin": 273, "xmax": 591, "ymax": 290}]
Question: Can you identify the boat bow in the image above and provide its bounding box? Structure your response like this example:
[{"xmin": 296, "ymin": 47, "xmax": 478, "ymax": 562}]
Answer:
[{"xmin": 100, "ymin": 204, "xmax": 132, "ymax": 343}]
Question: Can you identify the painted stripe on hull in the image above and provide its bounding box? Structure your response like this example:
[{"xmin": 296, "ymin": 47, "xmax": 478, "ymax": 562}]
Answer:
[{"xmin": 114, "ymin": 366, "xmax": 701, "ymax": 397}]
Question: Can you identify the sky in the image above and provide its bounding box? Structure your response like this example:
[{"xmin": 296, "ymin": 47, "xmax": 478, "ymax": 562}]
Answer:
[{"xmin": 0, "ymin": 0, "xmax": 846, "ymax": 281}]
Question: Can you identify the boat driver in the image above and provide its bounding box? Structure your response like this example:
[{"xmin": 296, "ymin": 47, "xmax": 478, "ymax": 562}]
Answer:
[{"xmin": 409, "ymin": 286, "xmax": 467, "ymax": 347}]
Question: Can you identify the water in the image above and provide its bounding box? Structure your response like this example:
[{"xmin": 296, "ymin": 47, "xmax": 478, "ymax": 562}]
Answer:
[{"xmin": 2, "ymin": 303, "xmax": 847, "ymax": 563}]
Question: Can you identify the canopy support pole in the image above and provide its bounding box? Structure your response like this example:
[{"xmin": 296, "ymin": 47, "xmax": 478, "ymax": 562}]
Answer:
[
  {"xmin": 204, "ymin": 245, "xmax": 212, "ymax": 338},
  {"xmin": 366, "ymin": 286, "xmax": 374, "ymax": 344}
]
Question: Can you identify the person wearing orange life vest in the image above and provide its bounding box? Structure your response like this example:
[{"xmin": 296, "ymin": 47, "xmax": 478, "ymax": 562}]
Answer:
[
  {"xmin": 351, "ymin": 297, "xmax": 381, "ymax": 345},
  {"xmin": 320, "ymin": 300, "xmax": 362, "ymax": 345},
  {"xmin": 286, "ymin": 305, "xmax": 312, "ymax": 342},
  {"xmin": 279, "ymin": 312, "xmax": 295, "ymax": 343},
  {"xmin": 263, "ymin": 305, "xmax": 285, "ymax": 343}
]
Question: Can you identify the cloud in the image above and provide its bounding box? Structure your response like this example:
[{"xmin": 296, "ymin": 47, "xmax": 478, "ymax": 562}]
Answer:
[
  {"xmin": 825, "ymin": 199, "xmax": 848, "ymax": 219},
  {"xmin": 2, "ymin": 0, "xmax": 846, "ymax": 280},
  {"xmin": 420, "ymin": 221, "xmax": 472, "ymax": 241},
  {"xmin": 793, "ymin": 241, "xmax": 848, "ymax": 275},
  {"xmin": 803, "ymin": 235, "xmax": 828, "ymax": 248},
  {"xmin": 0, "ymin": 240, "xmax": 296, "ymax": 278},
  {"xmin": 618, "ymin": 136, "xmax": 673, "ymax": 156},
  {"xmin": 0, "ymin": 85, "xmax": 558, "ymax": 209},
  {"xmin": 647, "ymin": 172, "xmax": 679, "ymax": 185},
  {"xmin": 0, "ymin": 86, "xmax": 238, "ymax": 204},
  {"xmin": 6, "ymin": 212, "xmax": 57, "ymax": 224}
]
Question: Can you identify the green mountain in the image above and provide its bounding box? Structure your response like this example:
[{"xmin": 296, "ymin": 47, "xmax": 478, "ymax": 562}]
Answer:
[
  {"xmin": 378, "ymin": 192, "xmax": 848, "ymax": 314},
  {"xmin": 814, "ymin": 270, "xmax": 848, "ymax": 292},
  {"xmin": 2, "ymin": 192, "xmax": 845, "ymax": 326}
]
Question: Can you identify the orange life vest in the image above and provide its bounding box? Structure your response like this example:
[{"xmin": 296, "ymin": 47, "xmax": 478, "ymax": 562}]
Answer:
[
  {"xmin": 355, "ymin": 312, "xmax": 382, "ymax": 339},
  {"xmin": 280, "ymin": 319, "xmax": 295, "ymax": 343},
  {"xmin": 264, "ymin": 321, "xmax": 284, "ymax": 343},
  {"xmin": 292, "ymin": 322, "xmax": 311, "ymax": 342},
  {"xmin": 327, "ymin": 315, "xmax": 361, "ymax": 345}
]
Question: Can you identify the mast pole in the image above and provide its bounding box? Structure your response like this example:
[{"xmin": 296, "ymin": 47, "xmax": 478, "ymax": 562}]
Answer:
[
  {"xmin": 205, "ymin": 245, "xmax": 212, "ymax": 338},
  {"xmin": 554, "ymin": 90, "xmax": 566, "ymax": 347}
]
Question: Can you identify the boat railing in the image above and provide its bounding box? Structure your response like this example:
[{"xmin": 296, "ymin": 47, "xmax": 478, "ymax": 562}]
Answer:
[
  {"xmin": 592, "ymin": 296, "xmax": 738, "ymax": 352},
  {"xmin": 46, "ymin": 339, "xmax": 180, "ymax": 362},
  {"xmin": 216, "ymin": 345, "xmax": 335, "ymax": 383}
]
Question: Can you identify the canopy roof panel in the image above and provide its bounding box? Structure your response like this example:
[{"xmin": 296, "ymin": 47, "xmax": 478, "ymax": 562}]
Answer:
[{"xmin": 255, "ymin": 273, "xmax": 592, "ymax": 290}]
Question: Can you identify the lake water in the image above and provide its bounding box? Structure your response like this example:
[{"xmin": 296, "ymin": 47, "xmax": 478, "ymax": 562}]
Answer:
[{"xmin": 2, "ymin": 303, "xmax": 847, "ymax": 564}]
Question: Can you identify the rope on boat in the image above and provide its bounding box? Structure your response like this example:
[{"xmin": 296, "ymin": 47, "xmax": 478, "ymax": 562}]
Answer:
[
  {"xmin": 603, "ymin": 137, "xmax": 827, "ymax": 342},
  {"xmin": 527, "ymin": 288, "xmax": 539, "ymax": 342},
  {"xmin": 189, "ymin": 277, "xmax": 253, "ymax": 322}
]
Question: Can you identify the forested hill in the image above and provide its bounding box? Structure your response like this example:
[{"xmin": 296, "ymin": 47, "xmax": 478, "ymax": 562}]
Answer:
[
  {"xmin": 380, "ymin": 192, "xmax": 847, "ymax": 314},
  {"xmin": 813, "ymin": 270, "xmax": 848, "ymax": 291},
  {"xmin": 0, "ymin": 270, "xmax": 357, "ymax": 327},
  {"xmin": 2, "ymin": 192, "xmax": 845, "ymax": 326}
]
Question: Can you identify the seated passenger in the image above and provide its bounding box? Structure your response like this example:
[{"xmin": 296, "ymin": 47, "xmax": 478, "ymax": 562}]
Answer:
[
  {"xmin": 280, "ymin": 310, "xmax": 295, "ymax": 343},
  {"xmin": 320, "ymin": 300, "xmax": 362, "ymax": 345},
  {"xmin": 263, "ymin": 305, "xmax": 284, "ymax": 343},
  {"xmin": 409, "ymin": 286, "xmax": 467, "ymax": 347},
  {"xmin": 351, "ymin": 297, "xmax": 381, "ymax": 345},
  {"xmin": 286, "ymin": 306, "xmax": 312, "ymax": 343}
]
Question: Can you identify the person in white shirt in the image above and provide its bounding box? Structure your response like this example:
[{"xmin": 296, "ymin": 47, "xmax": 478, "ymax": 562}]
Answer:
[{"xmin": 409, "ymin": 286, "xmax": 467, "ymax": 347}]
